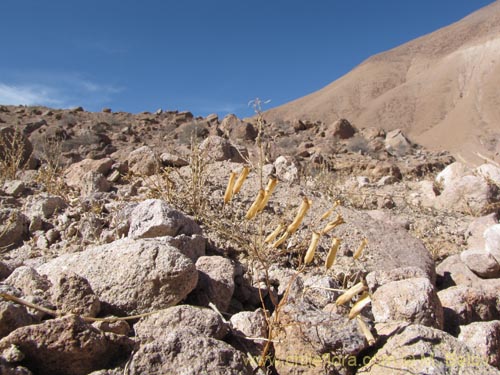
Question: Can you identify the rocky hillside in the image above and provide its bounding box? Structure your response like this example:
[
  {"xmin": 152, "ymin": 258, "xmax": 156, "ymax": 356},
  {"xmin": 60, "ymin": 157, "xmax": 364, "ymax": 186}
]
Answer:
[
  {"xmin": 265, "ymin": 1, "xmax": 500, "ymax": 164},
  {"xmin": 1, "ymin": 105, "xmax": 500, "ymax": 374}
]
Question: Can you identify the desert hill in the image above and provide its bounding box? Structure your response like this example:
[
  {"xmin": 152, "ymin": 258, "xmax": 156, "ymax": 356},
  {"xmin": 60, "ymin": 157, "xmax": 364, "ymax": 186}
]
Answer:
[{"xmin": 265, "ymin": 1, "xmax": 500, "ymax": 164}]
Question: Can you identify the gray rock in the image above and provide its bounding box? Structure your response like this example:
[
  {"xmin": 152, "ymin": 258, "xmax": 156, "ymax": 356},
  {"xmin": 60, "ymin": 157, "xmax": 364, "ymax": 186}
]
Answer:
[
  {"xmin": 485, "ymin": 224, "xmax": 500, "ymax": 264},
  {"xmin": 358, "ymin": 324, "xmax": 500, "ymax": 374},
  {"xmin": 0, "ymin": 209, "xmax": 28, "ymax": 249},
  {"xmin": 436, "ymin": 254, "xmax": 483, "ymax": 289},
  {"xmin": 230, "ymin": 308, "xmax": 267, "ymax": 354},
  {"xmin": 330, "ymin": 118, "xmax": 356, "ymax": 139},
  {"xmin": 438, "ymin": 286, "xmax": 500, "ymax": 334},
  {"xmin": 127, "ymin": 146, "xmax": 157, "ymax": 176},
  {"xmin": 2, "ymin": 181, "xmax": 25, "ymax": 197},
  {"xmin": 466, "ymin": 213, "xmax": 498, "ymax": 251},
  {"xmin": 459, "ymin": 320, "xmax": 500, "ymax": 369},
  {"xmin": 81, "ymin": 171, "xmax": 111, "ymax": 195},
  {"xmin": 188, "ymin": 256, "xmax": 236, "ymax": 312},
  {"xmin": 0, "ymin": 315, "xmax": 134, "ymax": 375},
  {"xmin": 0, "ymin": 301, "xmax": 33, "ymax": 339},
  {"xmin": 127, "ymin": 328, "xmax": 252, "ymax": 375},
  {"xmin": 128, "ymin": 199, "xmax": 201, "ymax": 239},
  {"xmin": 4, "ymin": 266, "xmax": 51, "ymax": 297},
  {"xmin": 476, "ymin": 164, "xmax": 500, "ymax": 185},
  {"xmin": 63, "ymin": 158, "xmax": 114, "ymax": 189},
  {"xmin": 273, "ymin": 302, "xmax": 368, "ymax": 375},
  {"xmin": 50, "ymin": 272, "xmax": 100, "ymax": 317},
  {"xmin": 37, "ymin": 238, "xmax": 198, "ymax": 314},
  {"xmin": 299, "ymin": 274, "xmax": 340, "ymax": 309},
  {"xmin": 159, "ymin": 152, "xmax": 189, "ymax": 167},
  {"xmin": 199, "ymin": 135, "xmax": 246, "ymax": 163},
  {"xmin": 92, "ymin": 319, "xmax": 130, "ymax": 336},
  {"xmin": 134, "ymin": 304, "xmax": 228, "ymax": 342},
  {"xmin": 371, "ymin": 277, "xmax": 444, "ymax": 329},
  {"xmin": 436, "ymin": 161, "xmax": 471, "ymax": 189},
  {"xmin": 25, "ymin": 194, "xmax": 66, "ymax": 219},
  {"xmin": 274, "ymin": 155, "xmax": 299, "ymax": 183},
  {"xmin": 384, "ymin": 129, "xmax": 412, "ymax": 157},
  {"xmin": 461, "ymin": 249, "xmax": 500, "ymax": 278}
]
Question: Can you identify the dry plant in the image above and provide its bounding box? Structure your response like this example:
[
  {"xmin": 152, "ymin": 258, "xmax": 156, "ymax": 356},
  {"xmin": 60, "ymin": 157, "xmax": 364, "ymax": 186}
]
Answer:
[
  {"xmin": 35, "ymin": 136, "xmax": 71, "ymax": 198},
  {"xmin": 0, "ymin": 127, "xmax": 31, "ymax": 182}
]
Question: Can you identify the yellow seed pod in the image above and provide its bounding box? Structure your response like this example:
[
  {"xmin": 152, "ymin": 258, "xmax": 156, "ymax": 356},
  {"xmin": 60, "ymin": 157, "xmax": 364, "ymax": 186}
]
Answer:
[
  {"xmin": 286, "ymin": 197, "xmax": 312, "ymax": 234},
  {"xmin": 348, "ymin": 292, "xmax": 371, "ymax": 319},
  {"xmin": 304, "ymin": 231, "xmax": 321, "ymax": 265},
  {"xmin": 232, "ymin": 166, "xmax": 250, "ymax": 195},
  {"xmin": 265, "ymin": 223, "xmax": 285, "ymax": 244},
  {"xmin": 321, "ymin": 214, "xmax": 345, "ymax": 235},
  {"xmin": 224, "ymin": 171, "xmax": 237, "ymax": 204},
  {"xmin": 272, "ymin": 231, "xmax": 289, "ymax": 249},
  {"xmin": 335, "ymin": 282, "xmax": 366, "ymax": 306},
  {"xmin": 325, "ymin": 237, "xmax": 341, "ymax": 270},
  {"xmin": 353, "ymin": 238, "xmax": 368, "ymax": 260},
  {"xmin": 356, "ymin": 316, "xmax": 376, "ymax": 345},
  {"xmin": 257, "ymin": 177, "xmax": 278, "ymax": 212},
  {"xmin": 245, "ymin": 189, "xmax": 265, "ymax": 220},
  {"xmin": 320, "ymin": 200, "xmax": 341, "ymax": 220}
]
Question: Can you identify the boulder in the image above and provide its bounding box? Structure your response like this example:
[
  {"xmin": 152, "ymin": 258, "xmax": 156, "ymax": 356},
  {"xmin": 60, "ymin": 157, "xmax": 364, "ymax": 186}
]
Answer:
[
  {"xmin": 134, "ymin": 304, "xmax": 228, "ymax": 342},
  {"xmin": 128, "ymin": 199, "xmax": 201, "ymax": 239},
  {"xmin": 4, "ymin": 267, "xmax": 51, "ymax": 297},
  {"xmin": 476, "ymin": 164, "xmax": 500, "ymax": 184},
  {"xmin": 371, "ymin": 277, "xmax": 444, "ymax": 329},
  {"xmin": 438, "ymin": 285, "xmax": 500, "ymax": 334},
  {"xmin": 459, "ymin": 320, "xmax": 500, "ymax": 369},
  {"xmin": 436, "ymin": 254, "xmax": 483, "ymax": 289},
  {"xmin": 274, "ymin": 155, "xmax": 299, "ymax": 183},
  {"xmin": 126, "ymin": 328, "xmax": 252, "ymax": 375},
  {"xmin": 384, "ymin": 129, "xmax": 412, "ymax": 157},
  {"xmin": 63, "ymin": 158, "xmax": 113, "ymax": 188},
  {"xmin": 199, "ymin": 135, "xmax": 246, "ymax": 163},
  {"xmin": 366, "ymin": 267, "xmax": 429, "ymax": 293},
  {"xmin": 127, "ymin": 146, "xmax": 157, "ymax": 176},
  {"xmin": 0, "ymin": 262, "xmax": 12, "ymax": 281},
  {"xmin": 436, "ymin": 162, "xmax": 471, "ymax": 189},
  {"xmin": 485, "ymin": 224, "xmax": 500, "ymax": 263},
  {"xmin": 220, "ymin": 114, "xmax": 257, "ymax": 141},
  {"xmin": 0, "ymin": 315, "xmax": 134, "ymax": 375},
  {"xmin": 460, "ymin": 249, "xmax": 500, "ymax": 278},
  {"xmin": 50, "ymin": 272, "xmax": 100, "ymax": 317},
  {"xmin": 0, "ymin": 209, "xmax": 28, "ymax": 249},
  {"xmin": 25, "ymin": 194, "xmax": 66, "ymax": 219},
  {"xmin": 230, "ymin": 308, "xmax": 267, "ymax": 354},
  {"xmin": 188, "ymin": 256, "xmax": 236, "ymax": 312},
  {"xmin": 37, "ymin": 238, "xmax": 198, "ymax": 314},
  {"xmin": 273, "ymin": 302, "xmax": 368, "ymax": 375},
  {"xmin": 466, "ymin": 213, "xmax": 498, "ymax": 251},
  {"xmin": 358, "ymin": 324, "xmax": 500, "ymax": 374},
  {"xmin": 330, "ymin": 118, "xmax": 356, "ymax": 139},
  {"xmin": 159, "ymin": 152, "xmax": 189, "ymax": 167},
  {"xmin": 3, "ymin": 180, "xmax": 26, "ymax": 197},
  {"xmin": 0, "ymin": 301, "xmax": 33, "ymax": 339}
]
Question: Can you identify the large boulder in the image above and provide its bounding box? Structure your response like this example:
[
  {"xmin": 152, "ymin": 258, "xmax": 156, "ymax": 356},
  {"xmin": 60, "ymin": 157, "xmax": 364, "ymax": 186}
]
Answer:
[
  {"xmin": 459, "ymin": 320, "xmax": 500, "ymax": 369},
  {"xmin": 63, "ymin": 158, "xmax": 113, "ymax": 189},
  {"xmin": 485, "ymin": 224, "xmax": 500, "ymax": 264},
  {"xmin": 37, "ymin": 238, "xmax": 198, "ymax": 314},
  {"xmin": 199, "ymin": 135, "xmax": 246, "ymax": 163},
  {"xmin": 0, "ymin": 300, "xmax": 33, "ymax": 339},
  {"xmin": 127, "ymin": 146, "xmax": 157, "ymax": 176},
  {"xmin": 358, "ymin": 324, "xmax": 500, "ymax": 374},
  {"xmin": 0, "ymin": 209, "xmax": 28, "ymax": 249},
  {"xmin": 384, "ymin": 129, "xmax": 412, "ymax": 157},
  {"xmin": 126, "ymin": 328, "xmax": 252, "ymax": 375},
  {"xmin": 0, "ymin": 315, "xmax": 134, "ymax": 375},
  {"xmin": 330, "ymin": 118, "xmax": 356, "ymax": 139}
]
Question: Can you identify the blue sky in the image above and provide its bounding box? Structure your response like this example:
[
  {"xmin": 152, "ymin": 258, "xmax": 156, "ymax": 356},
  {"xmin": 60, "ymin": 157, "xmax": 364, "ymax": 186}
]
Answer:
[{"xmin": 0, "ymin": 0, "xmax": 495, "ymax": 118}]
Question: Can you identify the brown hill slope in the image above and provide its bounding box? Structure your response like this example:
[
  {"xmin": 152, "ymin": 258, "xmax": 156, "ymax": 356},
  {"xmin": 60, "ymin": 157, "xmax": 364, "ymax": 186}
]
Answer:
[{"xmin": 265, "ymin": 1, "xmax": 500, "ymax": 164}]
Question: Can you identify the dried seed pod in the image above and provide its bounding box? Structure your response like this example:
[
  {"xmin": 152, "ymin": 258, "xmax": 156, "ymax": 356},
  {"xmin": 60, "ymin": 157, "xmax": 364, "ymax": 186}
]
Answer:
[
  {"xmin": 265, "ymin": 223, "xmax": 285, "ymax": 244},
  {"xmin": 232, "ymin": 166, "xmax": 250, "ymax": 195},
  {"xmin": 348, "ymin": 292, "xmax": 371, "ymax": 319},
  {"xmin": 245, "ymin": 189, "xmax": 265, "ymax": 220},
  {"xmin": 356, "ymin": 316, "xmax": 375, "ymax": 345},
  {"xmin": 286, "ymin": 197, "xmax": 312, "ymax": 234},
  {"xmin": 336, "ymin": 282, "xmax": 366, "ymax": 306},
  {"xmin": 320, "ymin": 200, "xmax": 341, "ymax": 220},
  {"xmin": 224, "ymin": 171, "xmax": 237, "ymax": 204},
  {"xmin": 325, "ymin": 237, "xmax": 341, "ymax": 270},
  {"xmin": 353, "ymin": 238, "xmax": 368, "ymax": 260},
  {"xmin": 304, "ymin": 231, "xmax": 321, "ymax": 265},
  {"xmin": 257, "ymin": 177, "xmax": 278, "ymax": 212},
  {"xmin": 272, "ymin": 231, "xmax": 289, "ymax": 249},
  {"xmin": 321, "ymin": 214, "xmax": 345, "ymax": 235}
]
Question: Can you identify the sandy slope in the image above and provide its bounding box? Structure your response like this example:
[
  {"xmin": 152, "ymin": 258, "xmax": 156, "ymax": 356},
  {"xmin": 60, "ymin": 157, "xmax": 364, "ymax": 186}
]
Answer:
[{"xmin": 265, "ymin": 1, "xmax": 500, "ymax": 163}]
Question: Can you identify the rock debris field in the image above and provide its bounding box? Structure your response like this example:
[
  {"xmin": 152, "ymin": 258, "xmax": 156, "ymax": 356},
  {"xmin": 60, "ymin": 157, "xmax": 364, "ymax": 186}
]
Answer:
[{"xmin": 1, "ymin": 104, "xmax": 500, "ymax": 374}]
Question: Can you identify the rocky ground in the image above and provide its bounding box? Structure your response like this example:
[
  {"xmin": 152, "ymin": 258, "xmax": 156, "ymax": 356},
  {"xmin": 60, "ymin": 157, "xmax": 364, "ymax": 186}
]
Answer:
[{"xmin": 1, "ymin": 104, "xmax": 500, "ymax": 374}]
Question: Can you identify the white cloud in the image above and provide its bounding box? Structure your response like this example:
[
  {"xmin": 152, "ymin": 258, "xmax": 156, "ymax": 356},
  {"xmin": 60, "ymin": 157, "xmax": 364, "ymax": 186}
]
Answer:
[
  {"xmin": 0, "ymin": 83, "xmax": 63, "ymax": 106},
  {"xmin": 0, "ymin": 74, "xmax": 123, "ymax": 110}
]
